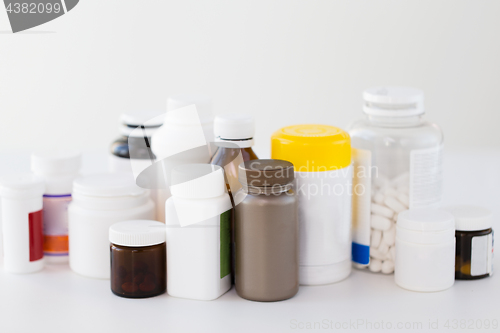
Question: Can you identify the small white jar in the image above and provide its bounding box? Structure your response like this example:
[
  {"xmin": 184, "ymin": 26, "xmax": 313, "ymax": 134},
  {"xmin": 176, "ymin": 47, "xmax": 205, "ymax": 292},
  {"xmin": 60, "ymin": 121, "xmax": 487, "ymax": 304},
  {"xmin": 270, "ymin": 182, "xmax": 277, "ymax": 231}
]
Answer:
[
  {"xmin": 68, "ymin": 173, "xmax": 155, "ymax": 279},
  {"xmin": 0, "ymin": 174, "xmax": 45, "ymax": 274},
  {"xmin": 165, "ymin": 164, "xmax": 232, "ymax": 301},
  {"xmin": 395, "ymin": 208, "xmax": 455, "ymax": 292}
]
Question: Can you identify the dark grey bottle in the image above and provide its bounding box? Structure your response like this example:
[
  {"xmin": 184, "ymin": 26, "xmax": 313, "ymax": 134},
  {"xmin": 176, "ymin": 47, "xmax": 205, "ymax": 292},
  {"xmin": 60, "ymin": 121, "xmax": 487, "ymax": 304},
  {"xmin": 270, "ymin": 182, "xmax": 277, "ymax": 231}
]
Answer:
[{"xmin": 234, "ymin": 159, "xmax": 299, "ymax": 302}]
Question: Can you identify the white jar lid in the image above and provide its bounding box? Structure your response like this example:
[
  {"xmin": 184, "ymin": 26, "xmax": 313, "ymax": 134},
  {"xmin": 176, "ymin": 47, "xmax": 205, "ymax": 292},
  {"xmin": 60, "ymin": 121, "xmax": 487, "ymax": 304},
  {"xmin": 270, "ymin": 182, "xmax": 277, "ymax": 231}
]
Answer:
[
  {"xmin": 73, "ymin": 173, "xmax": 145, "ymax": 197},
  {"xmin": 214, "ymin": 113, "xmax": 255, "ymax": 140},
  {"xmin": 31, "ymin": 150, "xmax": 81, "ymax": 176},
  {"xmin": 363, "ymin": 86, "xmax": 424, "ymax": 117},
  {"xmin": 170, "ymin": 164, "xmax": 225, "ymax": 199},
  {"xmin": 166, "ymin": 95, "xmax": 213, "ymax": 124},
  {"xmin": 398, "ymin": 208, "xmax": 455, "ymax": 231},
  {"xmin": 109, "ymin": 220, "xmax": 166, "ymax": 247},
  {"xmin": 0, "ymin": 173, "xmax": 45, "ymax": 199},
  {"xmin": 442, "ymin": 205, "xmax": 493, "ymax": 231}
]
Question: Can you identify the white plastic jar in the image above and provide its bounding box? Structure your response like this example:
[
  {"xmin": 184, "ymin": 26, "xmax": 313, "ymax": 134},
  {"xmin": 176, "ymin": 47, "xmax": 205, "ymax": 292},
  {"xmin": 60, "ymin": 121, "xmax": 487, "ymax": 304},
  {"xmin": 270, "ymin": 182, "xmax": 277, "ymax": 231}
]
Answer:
[
  {"xmin": 0, "ymin": 173, "xmax": 45, "ymax": 274},
  {"xmin": 349, "ymin": 87, "xmax": 444, "ymax": 272},
  {"xmin": 165, "ymin": 164, "xmax": 232, "ymax": 301},
  {"xmin": 395, "ymin": 209, "xmax": 455, "ymax": 292},
  {"xmin": 68, "ymin": 173, "xmax": 155, "ymax": 279},
  {"xmin": 31, "ymin": 150, "xmax": 81, "ymax": 264}
]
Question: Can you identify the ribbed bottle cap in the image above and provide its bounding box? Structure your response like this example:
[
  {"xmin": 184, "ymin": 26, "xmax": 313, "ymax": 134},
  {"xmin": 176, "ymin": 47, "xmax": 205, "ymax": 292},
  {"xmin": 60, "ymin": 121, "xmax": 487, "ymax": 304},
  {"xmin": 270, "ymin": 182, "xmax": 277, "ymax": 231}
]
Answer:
[
  {"xmin": 170, "ymin": 164, "xmax": 225, "ymax": 199},
  {"xmin": 31, "ymin": 150, "xmax": 81, "ymax": 176},
  {"xmin": 442, "ymin": 205, "xmax": 493, "ymax": 231},
  {"xmin": 271, "ymin": 125, "xmax": 351, "ymax": 172},
  {"xmin": 109, "ymin": 220, "xmax": 166, "ymax": 247},
  {"xmin": 214, "ymin": 113, "xmax": 255, "ymax": 140},
  {"xmin": 363, "ymin": 86, "xmax": 424, "ymax": 117},
  {"xmin": 238, "ymin": 159, "xmax": 294, "ymax": 187},
  {"xmin": 0, "ymin": 173, "xmax": 45, "ymax": 199},
  {"xmin": 73, "ymin": 173, "xmax": 145, "ymax": 197}
]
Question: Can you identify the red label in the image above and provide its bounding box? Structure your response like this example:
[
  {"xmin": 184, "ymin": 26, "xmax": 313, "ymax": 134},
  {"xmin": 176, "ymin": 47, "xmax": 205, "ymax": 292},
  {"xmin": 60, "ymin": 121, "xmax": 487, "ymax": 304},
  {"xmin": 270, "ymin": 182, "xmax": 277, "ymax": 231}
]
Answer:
[{"xmin": 29, "ymin": 210, "xmax": 44, "ymax": 262}]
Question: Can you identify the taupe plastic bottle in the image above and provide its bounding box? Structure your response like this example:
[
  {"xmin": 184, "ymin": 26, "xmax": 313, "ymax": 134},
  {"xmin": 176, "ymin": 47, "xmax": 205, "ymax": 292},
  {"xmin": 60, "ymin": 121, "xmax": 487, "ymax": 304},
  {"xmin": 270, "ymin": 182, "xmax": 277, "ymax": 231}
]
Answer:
[{"xmin": 235, "ymin": 159, "xmax": 299, "ymax": 302}]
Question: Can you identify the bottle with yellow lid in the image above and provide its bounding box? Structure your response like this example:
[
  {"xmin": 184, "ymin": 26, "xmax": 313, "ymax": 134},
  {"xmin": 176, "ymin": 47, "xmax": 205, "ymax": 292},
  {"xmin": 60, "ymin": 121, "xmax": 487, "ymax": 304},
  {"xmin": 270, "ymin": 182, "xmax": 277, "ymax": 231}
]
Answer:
[
  {"xmin": 272, "ymin": 124, "xmax": 353, "ymax": 285},
  {"xmin": 348, "ymin": 87, "xmax": 444, "ymax": 274}
]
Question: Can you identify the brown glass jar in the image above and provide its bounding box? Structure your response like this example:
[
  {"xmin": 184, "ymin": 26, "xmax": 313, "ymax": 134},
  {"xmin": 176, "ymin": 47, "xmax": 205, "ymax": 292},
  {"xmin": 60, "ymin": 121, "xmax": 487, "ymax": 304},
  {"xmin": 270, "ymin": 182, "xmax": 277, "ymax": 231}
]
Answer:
[
  {"xmin": 444, "ymin": 205, "xmax": 494, "ymax": 280},
  {"xmin": 109, "ymin": 220, "xmax": 166, "ymax": 298}
]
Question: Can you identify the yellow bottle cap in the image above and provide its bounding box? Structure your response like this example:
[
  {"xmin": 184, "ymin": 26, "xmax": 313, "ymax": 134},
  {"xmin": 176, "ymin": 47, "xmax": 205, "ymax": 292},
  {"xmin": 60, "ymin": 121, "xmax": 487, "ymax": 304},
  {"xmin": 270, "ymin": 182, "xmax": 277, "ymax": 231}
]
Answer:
[{"xmin": 271, "ymin": 124, "xmax": 351, "ymax": 172}]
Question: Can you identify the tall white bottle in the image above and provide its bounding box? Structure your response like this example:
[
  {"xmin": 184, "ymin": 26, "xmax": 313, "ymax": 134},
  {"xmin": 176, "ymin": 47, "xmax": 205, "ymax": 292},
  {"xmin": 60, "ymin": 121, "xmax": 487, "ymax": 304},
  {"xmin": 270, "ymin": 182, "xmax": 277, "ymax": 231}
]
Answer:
[{"xmin": 151, "ymin": 95, "xmax": 214, "ymax": 222}]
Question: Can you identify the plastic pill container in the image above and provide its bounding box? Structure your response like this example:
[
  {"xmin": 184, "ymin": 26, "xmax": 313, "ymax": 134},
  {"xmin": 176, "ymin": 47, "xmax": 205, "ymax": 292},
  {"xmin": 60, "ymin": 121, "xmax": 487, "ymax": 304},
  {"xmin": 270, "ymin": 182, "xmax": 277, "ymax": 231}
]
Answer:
[
  {"xmin": 165, "ymin": 164, "xmax": 232, "ymax": 301},
  {"xmin": 31, "ymin": 150, "xmax": 81, "ymax": 264},
  {"xmin": 349, "ymin": 87, "xmax": 444, "ymax": 271},
  {"xmin": 272, "ymin": 125, "xmax": 352, "ymax": 285},
  {"xmin": 443, "ymin": 205, "xmax": 493, "ymax": 280},
  {"xmin": 0, "ymin": 174, "xmax": 45, "ymax": 274},
  {"xmin": 68, "ymin": 173, "xmax": 155, "ymax": 279},
  {"xmin": 110, "ymin": 220, "xmax": 166, "ymax": 298},
  {"xmin": 395, "ymin": 209, "xmax": 455, "ymax": 292},
  {"xmin": 109, "ymin": 111, "xmax": 164, "ymax": 174},
  {"xmin": 235, "ymin": 159, "xmax": 299, "ymax": 302}
]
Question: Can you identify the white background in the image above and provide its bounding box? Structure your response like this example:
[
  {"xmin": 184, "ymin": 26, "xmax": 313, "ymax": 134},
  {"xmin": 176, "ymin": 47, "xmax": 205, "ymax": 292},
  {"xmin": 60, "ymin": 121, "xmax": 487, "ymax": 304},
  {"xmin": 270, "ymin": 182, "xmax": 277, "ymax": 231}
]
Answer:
[{"xmin": 1, "ymin": 0, "xmax": 500, "ymax": 156}]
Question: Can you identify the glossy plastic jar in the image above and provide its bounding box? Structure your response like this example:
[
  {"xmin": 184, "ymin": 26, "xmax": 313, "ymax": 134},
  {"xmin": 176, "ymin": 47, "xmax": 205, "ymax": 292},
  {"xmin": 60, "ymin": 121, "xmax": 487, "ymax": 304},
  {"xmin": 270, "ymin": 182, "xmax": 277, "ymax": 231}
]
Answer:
[
  {"xmin": 234, "ymin": 159, "xmax": 299, "ymax": 302},
  {"xmin": 349, "ymin": 87, "xmax": 444, "ymax": 272},
  {"xmin": 68, "ymin": 173, "xmax": 155, "ymax": 279},
  {"xmin": 444, "ymin": 205, "xmax": 493, "ymax": 280},
  {"xmin": 109, "ymin": 220, "xmax": 166, "ymax": 298}
]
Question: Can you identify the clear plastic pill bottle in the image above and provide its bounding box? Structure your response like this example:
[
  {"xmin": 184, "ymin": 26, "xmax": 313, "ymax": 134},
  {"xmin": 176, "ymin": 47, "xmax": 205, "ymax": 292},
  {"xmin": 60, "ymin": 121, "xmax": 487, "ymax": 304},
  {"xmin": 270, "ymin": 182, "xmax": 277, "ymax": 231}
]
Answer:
[
  {"xmin": 395, "ymin": 209, "xmax": 455, "ymax": 292},
  {"xmin": 272, "ymin": 125, "xmax": 352, "ymax": 285},
  {"xmin": 234, "ymin": 159, "xmax": 299, "ymax": 302},
  {"xmin": 110, "ymin": 220, "xmax": 166, "ymax": 298},
  {"xmin": 165, "ymin": 164, "xmax": 232, "ymax": 301},
  {"xmin": 68, "ymin": 173, "xmax": 155, "ymax": 279},
  {"xmin": 443, "ymin": 205, "xmax": 493, "ymax": 280},
  {"xmin": 31, "ymin": 150, "xmax": 81, "ymax": 264},
  {"xmin": 0, "ymin": 173, "xmax": 45, "ymax": 274},
  {"xmin": 349, "ymin": 87, "xmax": 444, "ymax": 271}
]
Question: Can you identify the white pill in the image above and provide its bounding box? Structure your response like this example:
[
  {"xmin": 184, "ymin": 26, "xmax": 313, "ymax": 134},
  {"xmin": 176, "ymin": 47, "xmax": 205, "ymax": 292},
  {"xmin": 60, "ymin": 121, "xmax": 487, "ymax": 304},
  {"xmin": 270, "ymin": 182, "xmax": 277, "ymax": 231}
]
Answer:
[
  {"xmin": 371, "ymin": 203, "xmax": 394, "ymax": 218},
  {"xmin": 369, "ymin": 259, "xmax": 382, "ymax": 273},
  {"xmin": 370, "ymin": 247, "xmax": 385, "ymax": 260},
  {"xmin": 381, "ymin": 260, "xmax": 394, "ymax": 274},
  {"xmin": 378, "ymin": 240, "xmax": 389, "ymax": 254},
  {"xmin": 371, "ymin": 229, "xmax": 382, "ymax": 248},
  {"xmin": 397, "ymin": 184, "xmax": 409, "ymax": 194},
  {"xmin": 383, "ymin": 187, "xmax": 399, "ymax": 198},
  {"xmin": 371, "ymin": 214, "xmax": 392, "ymax": 231},
  {"xmin": 373, "ymin": 191, "xmax": 385, "ymax": 204},
  {"xmin": 393, "ymin": 213, "xmax": 399, "ymax": 222},
  {"xmin": 383, "ymin": 226, "xmax": 396, "ymax": 246},
  {"xmin": 384, "ymin": 196, "xmax": 406, "ymax": 213},
  {"xmin": 397, "ymin": 193, "xmax": 410, "ymax": 207},
  {"xmin": 389, "ymin": 246, "xmax": 396, "ymax": 262}
]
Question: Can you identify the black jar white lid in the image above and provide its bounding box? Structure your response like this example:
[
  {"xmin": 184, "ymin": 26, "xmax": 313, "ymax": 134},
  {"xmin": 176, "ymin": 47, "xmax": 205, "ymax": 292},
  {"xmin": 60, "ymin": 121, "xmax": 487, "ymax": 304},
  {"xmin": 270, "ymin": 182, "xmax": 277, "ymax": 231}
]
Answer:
[
  {"xmin": 109, "ymin": 220, "xmax": 166, "ymax": 247},
  {"xmin": 443, "ymin": 205, "xmax": 493, "ymax": 232}
]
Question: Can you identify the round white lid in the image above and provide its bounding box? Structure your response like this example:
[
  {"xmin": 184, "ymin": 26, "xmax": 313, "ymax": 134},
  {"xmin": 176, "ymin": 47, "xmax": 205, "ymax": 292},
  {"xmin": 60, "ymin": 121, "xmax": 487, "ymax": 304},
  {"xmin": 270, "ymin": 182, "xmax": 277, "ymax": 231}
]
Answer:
[
  {"xmin": 170, "ymin": 164, "xmax": 225, "ymax": 199},
  {"xmin": 109, "ymin": 220, "xmax": 166, "ymax": 247},
  {"xmin": 214, "ymin": 113, "xmax": 255, "ymax": 140},
  {"xmin": 31, "ymin": 150, "xmax": 81, "ymax": 175},
  {"xmin": 0, "ymin": 173, "xmax": 45, "ymax": 198},
  {"xmin": 443, "ymin": 205, "xmax": 493, "ymax": 231},
  {"xmin": 397, "ymin": 208, "xmax": 455, "ymax": 232},
  {"xmin": 120, "ymin": 110, "xmax": 165, "ymax": 127},
  {"xmin": 166, "ymin": 95, "xmax": 213, "ymax": 124},
  {"xmin": 73, "ymin": 173, "xmax": 145, "ymax": 197},
  {"xmin": 363, "ymin": 86, "xmax": 424, "ymax": 117}
]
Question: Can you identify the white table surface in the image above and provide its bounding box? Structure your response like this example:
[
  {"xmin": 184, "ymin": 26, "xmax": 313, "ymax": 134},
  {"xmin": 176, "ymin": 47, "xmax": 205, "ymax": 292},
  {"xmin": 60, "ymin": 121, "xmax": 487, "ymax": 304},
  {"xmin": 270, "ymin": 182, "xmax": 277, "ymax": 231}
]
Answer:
[{"xmin": 0, "ymin": 149, "xmax": 499, "ymax": 333}]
